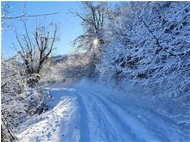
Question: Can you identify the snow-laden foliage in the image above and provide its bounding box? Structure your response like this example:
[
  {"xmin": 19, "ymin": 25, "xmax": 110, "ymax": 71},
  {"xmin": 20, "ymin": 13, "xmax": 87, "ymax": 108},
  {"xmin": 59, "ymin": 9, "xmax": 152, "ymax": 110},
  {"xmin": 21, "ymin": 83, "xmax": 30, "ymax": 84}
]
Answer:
[
  {"xmin": 41, "ymin": 53, "xmax": 96, "ymax": 83},
  {"xmin": 73, "ymin": 2, "xmax": 112, "ymax": 77},
  {"xmin": 74, "ymin": 2, "xmax": 110, "ymax": 53},
  {"xmin": 98, "ymin": 1, "xmax": 190, "ymax": 98},
  {"xmin": 1, "ymin": 56, "xmax": 48, "ymax": 141}
]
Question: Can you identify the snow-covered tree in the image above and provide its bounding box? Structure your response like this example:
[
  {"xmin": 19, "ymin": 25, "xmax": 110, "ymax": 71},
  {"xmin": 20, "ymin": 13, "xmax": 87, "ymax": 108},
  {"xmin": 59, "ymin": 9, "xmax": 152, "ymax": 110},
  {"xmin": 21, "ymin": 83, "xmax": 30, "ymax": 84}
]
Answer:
[
  {"xmin": 98, "ymin": 1, "xmax": 190, "ymax": 97},
  {"xmin": 73, "ymin": 2, "xmax": 111, "ymax": 76}
]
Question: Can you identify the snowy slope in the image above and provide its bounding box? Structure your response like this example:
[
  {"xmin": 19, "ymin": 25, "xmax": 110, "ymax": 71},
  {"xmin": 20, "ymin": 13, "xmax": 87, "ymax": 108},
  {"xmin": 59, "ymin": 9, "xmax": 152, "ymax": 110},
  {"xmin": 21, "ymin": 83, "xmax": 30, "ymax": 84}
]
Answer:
[{"xmin": 16, "ymin": 79, "xmax": 190, "ymax": 142}]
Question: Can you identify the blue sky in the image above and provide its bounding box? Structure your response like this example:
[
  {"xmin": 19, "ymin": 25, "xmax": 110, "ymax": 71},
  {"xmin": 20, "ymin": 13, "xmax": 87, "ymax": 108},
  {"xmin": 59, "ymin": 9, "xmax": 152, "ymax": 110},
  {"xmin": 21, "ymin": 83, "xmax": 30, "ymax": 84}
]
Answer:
[{"xmin": 2, "ymin": 1, "xmax": 84, "ymax": 57}]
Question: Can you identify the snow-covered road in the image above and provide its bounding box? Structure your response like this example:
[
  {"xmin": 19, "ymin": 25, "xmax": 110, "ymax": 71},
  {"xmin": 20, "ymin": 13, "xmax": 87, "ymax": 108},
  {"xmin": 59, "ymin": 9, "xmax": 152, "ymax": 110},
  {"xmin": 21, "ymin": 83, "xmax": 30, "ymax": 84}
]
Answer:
[{"xmin": 17, "ymin": 80, "xmax": 189, "ymax": 142}]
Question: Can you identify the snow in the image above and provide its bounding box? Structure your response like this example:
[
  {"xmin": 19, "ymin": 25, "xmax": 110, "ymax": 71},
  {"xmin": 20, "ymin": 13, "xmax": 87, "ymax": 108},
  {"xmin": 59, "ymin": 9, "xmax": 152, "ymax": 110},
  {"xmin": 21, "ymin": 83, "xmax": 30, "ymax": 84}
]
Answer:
[
  {"xmin": 16, "ymin": 79, "xmax": 190, "ymax": 142},
  {"xmin": 2, "ymin": 2, "xmax": 190, "ymax": 142},
  {"xmin": 98, "ymin": 1, "xmax": 190, "ymax": 98}
]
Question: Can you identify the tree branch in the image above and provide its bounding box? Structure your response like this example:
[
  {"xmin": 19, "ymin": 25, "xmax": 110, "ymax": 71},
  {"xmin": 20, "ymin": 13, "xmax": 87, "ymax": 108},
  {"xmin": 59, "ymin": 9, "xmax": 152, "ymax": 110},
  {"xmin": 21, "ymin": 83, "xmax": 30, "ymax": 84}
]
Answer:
[
  {"xmin": 2, "ymin": 12, "xmax": 59, "ymax": 20},
  {"xmin": 141, "ymin": 19, "xmax": 176, "ymax": 56}
]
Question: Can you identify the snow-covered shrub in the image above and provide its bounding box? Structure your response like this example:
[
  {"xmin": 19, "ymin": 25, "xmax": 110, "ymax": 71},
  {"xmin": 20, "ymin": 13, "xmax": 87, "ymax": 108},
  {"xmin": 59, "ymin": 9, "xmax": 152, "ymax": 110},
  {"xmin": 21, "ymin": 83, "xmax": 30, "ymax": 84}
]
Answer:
[
  {"xmin": 1, "ymin": 111, "xmax": 16, "ymax": 142},
  {"xmin": 1, "ymin": 55, "xmax": 48, "ymax": 141},
  {"xmin": 98, "ymin": 1, "xmax": 190, "ymax": 98},
  {"xmin": 26, "ymin": 74, "xmax": 41, "ymax": 88}
]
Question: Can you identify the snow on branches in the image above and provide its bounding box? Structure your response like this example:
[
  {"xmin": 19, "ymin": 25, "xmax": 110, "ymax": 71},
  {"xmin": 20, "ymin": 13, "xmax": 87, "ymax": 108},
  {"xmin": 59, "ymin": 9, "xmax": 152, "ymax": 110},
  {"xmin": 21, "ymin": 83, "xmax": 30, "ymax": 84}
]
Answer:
[{"xmin": 98, "ymin": 1, "xmax": 190, "ymax": 98}]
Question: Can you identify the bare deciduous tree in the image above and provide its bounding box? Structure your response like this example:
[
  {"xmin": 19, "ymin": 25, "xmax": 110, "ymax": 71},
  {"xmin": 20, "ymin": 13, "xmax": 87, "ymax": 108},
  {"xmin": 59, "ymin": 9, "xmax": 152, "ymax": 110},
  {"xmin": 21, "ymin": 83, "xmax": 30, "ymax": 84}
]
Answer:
[{"xmin": 15, "ymin": 22, "xmax": 58, "ymax": 75}]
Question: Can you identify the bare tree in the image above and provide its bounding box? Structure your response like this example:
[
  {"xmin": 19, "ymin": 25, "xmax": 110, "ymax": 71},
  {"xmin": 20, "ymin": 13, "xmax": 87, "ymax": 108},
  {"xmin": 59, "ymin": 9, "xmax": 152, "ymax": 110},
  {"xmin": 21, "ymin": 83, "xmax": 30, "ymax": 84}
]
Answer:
[{"xmin": 15, "ymin": 21, "xmax": 58, "ymax": 75}]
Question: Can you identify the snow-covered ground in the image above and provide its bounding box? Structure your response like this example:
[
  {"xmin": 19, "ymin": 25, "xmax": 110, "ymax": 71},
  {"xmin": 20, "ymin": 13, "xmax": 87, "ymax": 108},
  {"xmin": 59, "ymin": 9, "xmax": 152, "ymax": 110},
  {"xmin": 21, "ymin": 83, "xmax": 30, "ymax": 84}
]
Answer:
[{"xmin": 16, "ymin": 79, "xmax": 190, "ymax": 142}]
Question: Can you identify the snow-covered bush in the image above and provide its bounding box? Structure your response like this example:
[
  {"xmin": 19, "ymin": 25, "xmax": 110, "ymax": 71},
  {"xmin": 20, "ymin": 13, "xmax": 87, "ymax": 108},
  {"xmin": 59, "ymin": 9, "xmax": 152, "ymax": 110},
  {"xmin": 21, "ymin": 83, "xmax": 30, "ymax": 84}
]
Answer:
[
  {"xmin": 1, "ymin": 55, "xmax": 48, "ymax": 141},
  {"xmin": 98, "ymin": 1, "xmax": 190, "ymax": 98}
]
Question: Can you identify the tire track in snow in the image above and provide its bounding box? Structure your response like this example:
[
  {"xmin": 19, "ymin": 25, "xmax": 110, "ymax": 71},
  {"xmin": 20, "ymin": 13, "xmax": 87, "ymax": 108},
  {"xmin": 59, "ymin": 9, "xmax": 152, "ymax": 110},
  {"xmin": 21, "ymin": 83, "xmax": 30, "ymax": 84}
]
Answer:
[
  {"xmin": 77, "ymin": 89, "xmax": 142, "ymax": 141},
  {"xmin": 85, "ymin": 89, "xmax": 170, "ymax": 142},
  {"xmin": 77, "ymin": 91, "xmax": 111, "ymax": 142},
  {"xmin": 84, "ymin": 90, "xmax": 144, "ymax": 142},
  {"xmin": 86, "ymin": 96, "xmax": 112, "ymax": 141},
  {"xmin": 87, "ymin": 93, "xmax": 138, "ymax": 141},
  {"xmin": 90, "ymin": 89, "xmax": 184, "ymax": 141},
  {"xmin": 85, "ymin": 94, "xmax": 118, "ymax": 141},
  {"xmin": 76, "ymin": 92, "xmax": 90, "ymax": 142}
]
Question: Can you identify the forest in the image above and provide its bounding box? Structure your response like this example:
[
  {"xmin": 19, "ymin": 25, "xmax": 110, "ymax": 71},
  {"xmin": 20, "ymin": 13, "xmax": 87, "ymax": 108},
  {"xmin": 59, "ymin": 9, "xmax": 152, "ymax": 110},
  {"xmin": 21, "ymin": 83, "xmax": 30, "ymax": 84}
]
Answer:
[{"xmin": 1, "ymin": 1, "xmax": 190, "ymax": 142}]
